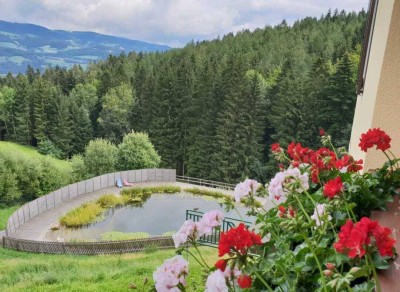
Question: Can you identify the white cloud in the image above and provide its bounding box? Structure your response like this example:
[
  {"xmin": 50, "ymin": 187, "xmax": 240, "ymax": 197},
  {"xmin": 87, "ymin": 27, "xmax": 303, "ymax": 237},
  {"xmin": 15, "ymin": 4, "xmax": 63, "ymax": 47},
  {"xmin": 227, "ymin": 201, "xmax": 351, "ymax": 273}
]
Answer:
[{"xmin": 0, "ymin": 0, "xmax": 369, "ymax": 47}]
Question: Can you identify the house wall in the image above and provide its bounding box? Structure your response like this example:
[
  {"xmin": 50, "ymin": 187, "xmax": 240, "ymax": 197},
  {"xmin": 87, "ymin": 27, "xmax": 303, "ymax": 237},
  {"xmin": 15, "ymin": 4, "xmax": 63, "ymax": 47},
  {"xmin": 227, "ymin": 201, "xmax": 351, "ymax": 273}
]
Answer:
[{"xmin": 349, "ymin": 0, "xmax": 398, "ymax": 171}]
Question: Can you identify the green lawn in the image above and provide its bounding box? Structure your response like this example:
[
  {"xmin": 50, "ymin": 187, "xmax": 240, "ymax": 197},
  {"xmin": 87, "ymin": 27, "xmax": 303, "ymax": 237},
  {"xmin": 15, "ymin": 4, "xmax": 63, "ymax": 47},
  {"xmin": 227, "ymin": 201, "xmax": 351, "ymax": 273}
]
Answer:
[
  {"xmin": 0, "ymin": 141, "xmax": 71, "ymax": 172},
  {"xmin": 0, "ymin": 206, "xmax": 18, "ymax": 230},
  {"xmin": 0, "ymin": 246, "xmax": 218, "ymax": 291}
]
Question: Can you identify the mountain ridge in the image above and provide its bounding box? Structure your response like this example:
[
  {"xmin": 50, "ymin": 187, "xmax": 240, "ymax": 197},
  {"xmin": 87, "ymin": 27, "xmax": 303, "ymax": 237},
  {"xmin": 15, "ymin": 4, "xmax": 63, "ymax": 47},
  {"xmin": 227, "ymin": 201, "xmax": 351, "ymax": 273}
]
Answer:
[{"xmin": 0, "ymin": 20, "xmax": 171, "ymax": 75}]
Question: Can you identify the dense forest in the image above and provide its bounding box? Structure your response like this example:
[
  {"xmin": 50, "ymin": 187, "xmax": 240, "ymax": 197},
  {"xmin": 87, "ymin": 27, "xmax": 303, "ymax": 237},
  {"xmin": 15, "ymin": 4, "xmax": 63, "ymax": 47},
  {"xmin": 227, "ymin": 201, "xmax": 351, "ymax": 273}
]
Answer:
[{"xmin": 0, "ymin": 9, "xmax": 366, "ymax": 184}]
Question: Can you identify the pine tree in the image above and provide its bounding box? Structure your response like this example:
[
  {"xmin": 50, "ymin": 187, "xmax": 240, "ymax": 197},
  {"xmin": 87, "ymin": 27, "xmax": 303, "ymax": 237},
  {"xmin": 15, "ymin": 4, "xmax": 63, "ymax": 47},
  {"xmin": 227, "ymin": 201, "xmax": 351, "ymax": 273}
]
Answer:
[{"xmin": 320, "ymin": 52, "xmax": 357, "ymax": 147}]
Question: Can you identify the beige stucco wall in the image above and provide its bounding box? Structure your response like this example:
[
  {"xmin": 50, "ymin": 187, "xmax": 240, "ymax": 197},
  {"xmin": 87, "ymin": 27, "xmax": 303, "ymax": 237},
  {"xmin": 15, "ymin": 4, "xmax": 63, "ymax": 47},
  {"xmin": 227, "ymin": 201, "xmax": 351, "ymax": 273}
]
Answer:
[{"xmin": 349, "ymin": 0, "xmax": 399, "ymax": 171}]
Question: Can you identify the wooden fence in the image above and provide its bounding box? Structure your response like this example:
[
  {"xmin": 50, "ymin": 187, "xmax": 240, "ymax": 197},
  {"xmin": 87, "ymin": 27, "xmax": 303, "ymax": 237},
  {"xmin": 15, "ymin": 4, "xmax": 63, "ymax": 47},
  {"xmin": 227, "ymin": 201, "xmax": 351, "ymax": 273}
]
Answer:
[{"xmin": 2, "ymin": 235, "xmax": 174, "ymax": 255}]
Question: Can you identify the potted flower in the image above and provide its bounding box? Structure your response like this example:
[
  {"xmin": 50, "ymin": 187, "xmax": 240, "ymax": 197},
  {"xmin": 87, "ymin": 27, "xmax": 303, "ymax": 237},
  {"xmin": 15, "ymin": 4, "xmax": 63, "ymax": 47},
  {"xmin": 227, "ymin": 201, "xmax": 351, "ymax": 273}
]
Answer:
[{"xmin": 152, "ymin": 128, "xmax": 398, "ymax": 291}]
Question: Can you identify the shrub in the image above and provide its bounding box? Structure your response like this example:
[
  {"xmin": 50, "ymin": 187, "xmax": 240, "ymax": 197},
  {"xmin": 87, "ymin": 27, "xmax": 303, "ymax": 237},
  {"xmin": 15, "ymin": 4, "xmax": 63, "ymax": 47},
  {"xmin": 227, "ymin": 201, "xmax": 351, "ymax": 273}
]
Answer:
[
  {"xmin": 117, "ymin": 131, "xmax": 161, "ymax": 171},
  {"xmin": 70, "ymin": 154, "xmax": 90, "ymax": 182},
  {"xmin": 37, "ymin": 139, "xmax": 63, "ymax": 159},
  {"xmin": 83, "ymin": 138, "xmax": 117, "ymax": 176}
]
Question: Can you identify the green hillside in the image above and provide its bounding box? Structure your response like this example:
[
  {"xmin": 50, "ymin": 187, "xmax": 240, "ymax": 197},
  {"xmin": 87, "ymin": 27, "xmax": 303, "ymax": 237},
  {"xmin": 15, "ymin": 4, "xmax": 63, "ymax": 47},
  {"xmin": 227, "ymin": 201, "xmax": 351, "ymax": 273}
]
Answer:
[
  {"xmin": 0, "ymin": 141, "xmax": 72, "ymax": 171},
  {"xmin": 0, "ymin": 141, "xmax": 72, "ymax": 205}
]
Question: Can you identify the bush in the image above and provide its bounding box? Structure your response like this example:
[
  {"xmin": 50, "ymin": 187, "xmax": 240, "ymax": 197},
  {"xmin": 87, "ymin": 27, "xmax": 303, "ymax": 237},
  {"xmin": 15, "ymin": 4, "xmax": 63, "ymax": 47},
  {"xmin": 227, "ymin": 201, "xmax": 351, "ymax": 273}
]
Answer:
[
  {"xmin": 70, "ymin": 154, "xmax": 90, "ymax": 181},
  {"xmin": 37, "ymin": 139, "xmax": 63, "ymax": 159},
  {"xmin": 117, "ymin": 131, "xmax": 161, "ymax": 171},
  {"xmin": 83, "ymin": 139, "xmax": 117, "ymax": 176},
  {"xmin": 0, "ymin": 148, "xmax": 71, "ymax": 204}
]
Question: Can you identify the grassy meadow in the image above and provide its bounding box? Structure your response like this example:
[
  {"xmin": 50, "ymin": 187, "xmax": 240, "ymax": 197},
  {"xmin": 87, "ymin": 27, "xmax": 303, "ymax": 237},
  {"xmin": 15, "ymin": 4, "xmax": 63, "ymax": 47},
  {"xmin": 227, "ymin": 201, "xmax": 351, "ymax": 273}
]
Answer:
[
  {"xmin": 0, "ymin": 142, "xmax": 72, "ymax": 172},
  {"xmin": 0, "ymin": 246, "xmax": 217, "ymax": 291}
]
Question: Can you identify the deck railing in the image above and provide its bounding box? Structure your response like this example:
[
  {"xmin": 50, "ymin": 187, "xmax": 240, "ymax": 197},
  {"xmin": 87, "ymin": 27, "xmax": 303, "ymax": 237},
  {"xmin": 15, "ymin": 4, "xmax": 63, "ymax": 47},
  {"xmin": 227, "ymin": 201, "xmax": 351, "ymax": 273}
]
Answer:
[
  {"xmin": 186, "ymin": 209, "xmax": 251, "ymax": 247},
  {"xmin": 176, "ymin": 175, "xmax": 236, "ymax": 190}
]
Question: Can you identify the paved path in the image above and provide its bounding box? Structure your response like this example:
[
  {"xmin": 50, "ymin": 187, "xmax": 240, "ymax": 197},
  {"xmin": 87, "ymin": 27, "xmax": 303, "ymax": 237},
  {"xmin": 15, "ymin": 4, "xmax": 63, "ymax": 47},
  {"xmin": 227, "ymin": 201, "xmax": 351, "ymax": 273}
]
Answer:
[{"xmin": 8, "ymin": 182, "xmax": 251, "ymax": 242}]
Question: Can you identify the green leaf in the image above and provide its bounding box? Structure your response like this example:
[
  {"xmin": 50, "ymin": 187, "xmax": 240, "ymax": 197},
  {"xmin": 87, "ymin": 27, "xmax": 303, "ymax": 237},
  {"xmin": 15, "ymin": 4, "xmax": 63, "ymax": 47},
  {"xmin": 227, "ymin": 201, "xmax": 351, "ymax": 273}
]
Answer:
[{"xmin": 372, "ymin": 253, "xmax": 390, "ymax": 270}]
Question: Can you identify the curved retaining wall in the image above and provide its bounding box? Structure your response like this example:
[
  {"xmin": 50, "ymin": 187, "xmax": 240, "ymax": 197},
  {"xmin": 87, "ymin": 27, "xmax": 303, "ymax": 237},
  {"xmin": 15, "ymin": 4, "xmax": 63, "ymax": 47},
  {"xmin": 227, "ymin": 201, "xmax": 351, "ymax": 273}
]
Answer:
[{"xmin": 3, "ymin": 168, "xmax": 176, "ymax": 254}]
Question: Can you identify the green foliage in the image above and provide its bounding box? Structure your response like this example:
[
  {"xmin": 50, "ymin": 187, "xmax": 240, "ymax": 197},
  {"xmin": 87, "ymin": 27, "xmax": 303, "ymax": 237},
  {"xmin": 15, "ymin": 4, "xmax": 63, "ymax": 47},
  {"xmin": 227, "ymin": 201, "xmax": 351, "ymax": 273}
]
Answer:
[
  {"xmin": 59, "ymin": 202, "xmax": 104, "ymax": 228},
  {"xmin": 37, "ymin": 139, "xmax": 63, "ymax": 159},
  {"xmin": 96, "ymin": 194, "xmax": 130, "ymax": 208},
  {"xmin": 70, "ymin": 154, "xmax": 90, "ymax": 182},
  {"xmin": 117, "ymin": 131, "xmax": 161, "ymax": 170},
  {"xmin": 120, "ymin": 185, "xmax": 182, "ymax": 197},
  {"xmin": 100, "ymin": 231, "xmax": 150, "ymax": 241},
  {"xmin": 98, "ymin": 83, "xmax": 135, "ymax": 143},
  {"xmin": 0, "ymin": 142, "xmax": 72, "ymax": 204},
  {"xmin": 184, "ymin": 187, "xmax": 229, "ymax": 199},
  {"xmin": 0, "ymin": 205, "xmax": 18, "ymax": 229},
  {"xmin": 83, "ymin": 138, "xmax": 117, "ymax": 176}
]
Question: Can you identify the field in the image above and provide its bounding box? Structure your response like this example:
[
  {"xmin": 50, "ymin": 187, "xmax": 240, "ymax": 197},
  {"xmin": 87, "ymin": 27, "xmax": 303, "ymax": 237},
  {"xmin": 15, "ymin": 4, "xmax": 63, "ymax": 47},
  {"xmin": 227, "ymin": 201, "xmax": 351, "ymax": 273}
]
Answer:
[{"xmin": 0, "ymin": 246, "xmax": 217, "ymax": 291}]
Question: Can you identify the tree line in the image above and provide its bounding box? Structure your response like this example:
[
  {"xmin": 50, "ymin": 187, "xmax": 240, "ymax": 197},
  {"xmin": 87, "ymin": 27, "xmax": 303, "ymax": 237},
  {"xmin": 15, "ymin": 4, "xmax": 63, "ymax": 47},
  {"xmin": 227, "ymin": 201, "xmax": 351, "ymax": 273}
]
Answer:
[{"xmin": 0, "ymin": 9, "xmax": 366, "ymax": 183}]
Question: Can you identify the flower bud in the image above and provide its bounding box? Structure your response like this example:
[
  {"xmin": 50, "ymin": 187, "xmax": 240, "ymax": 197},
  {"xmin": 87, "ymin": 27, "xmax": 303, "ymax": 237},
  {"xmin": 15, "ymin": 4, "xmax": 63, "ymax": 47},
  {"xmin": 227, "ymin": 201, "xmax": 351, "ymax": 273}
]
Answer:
[
  {"xmin": 326, "ymin": 263, "xmax": 335, "ymax": 271},
  {"xmin": 323, "ymin": 270, "xmax": 333, "ymax": 277}
]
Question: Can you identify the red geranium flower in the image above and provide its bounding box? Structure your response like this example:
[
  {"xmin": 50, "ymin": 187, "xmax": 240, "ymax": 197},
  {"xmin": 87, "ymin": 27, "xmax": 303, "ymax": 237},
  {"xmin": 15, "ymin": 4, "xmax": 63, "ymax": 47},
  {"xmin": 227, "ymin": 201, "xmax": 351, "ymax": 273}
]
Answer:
[
  {"xmin": 237, "ymin": 274, "xmax": 252, "ymax": 288},
  {"xmin": 323, "ymin": 177, "xmax": 344, "ymax": 199},
  {"xmin": 271, "ymin": 143, "xmax": 282, "ymax": 153},
  {"xmin": 310, "ymin": 147, "xmax": 337, "ymax": 183},
  {"xmin": 278, "ymin": 205, "xmax": 286, "ymax": 217},
  {"xmin": 334, "ymin": 217, "xmax": 396, "ymax": 258},
  {"xmin": 372, "ymin": 225, "xmax": 396, "ymax": 257},
  {"xmin": 319, "ymin": 129, "xmax": 326, "ymax": 136},
  {"xmin": 214, "ymin": 259, "xmax": 227, "ymax": 271},
  {"xmin": 359, "ymin": 128, "xmax": 391, "ymax": 152},
  {"xmin": 218, "ymin": 223, "xmax": 262, "ymax": 257},
  {"xmin": 335, "ymin": 155, "xmax": 363, "ymax": 172},
  {"xmin": 287, "ymin": 142, "xmax": 314, "ymax": 165}
]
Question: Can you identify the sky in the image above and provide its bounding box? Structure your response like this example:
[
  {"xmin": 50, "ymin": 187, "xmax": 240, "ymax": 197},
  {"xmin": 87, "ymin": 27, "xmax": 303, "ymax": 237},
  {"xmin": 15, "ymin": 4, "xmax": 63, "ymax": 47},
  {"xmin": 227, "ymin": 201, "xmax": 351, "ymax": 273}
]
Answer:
[{"xmin": 0, "ymin": 0, "xmax": 369, "ymax": 47}]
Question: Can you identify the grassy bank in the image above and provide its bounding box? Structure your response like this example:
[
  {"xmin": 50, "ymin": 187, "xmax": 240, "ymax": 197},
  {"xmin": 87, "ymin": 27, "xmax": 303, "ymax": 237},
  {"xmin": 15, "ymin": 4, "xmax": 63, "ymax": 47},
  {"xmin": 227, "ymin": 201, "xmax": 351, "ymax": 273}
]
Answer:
[
  {"xmin": 0, "ymin": 246, "xmax": 217, "ymax": 291},
  {"xmin": 0, "ymin": 141, "xmax": 73, "ymax": 205},
  {"xmin": 0, "ymin": 205, "xmax": 18, "ymax": 230}
]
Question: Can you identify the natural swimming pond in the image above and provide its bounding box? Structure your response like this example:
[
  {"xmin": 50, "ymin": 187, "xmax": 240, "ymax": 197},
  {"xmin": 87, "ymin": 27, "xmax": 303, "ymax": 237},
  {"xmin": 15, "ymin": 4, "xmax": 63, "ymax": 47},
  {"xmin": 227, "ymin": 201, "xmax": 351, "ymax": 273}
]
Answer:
[{"xmin": 46, "ymin": 193, "xmax": 253, "ymax": 242}]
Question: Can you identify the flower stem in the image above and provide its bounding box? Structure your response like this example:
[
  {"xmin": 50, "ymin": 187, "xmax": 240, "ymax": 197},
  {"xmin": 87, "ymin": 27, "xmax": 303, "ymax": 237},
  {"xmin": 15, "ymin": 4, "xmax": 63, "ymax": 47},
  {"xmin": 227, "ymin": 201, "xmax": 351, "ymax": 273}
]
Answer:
[
  {"xmin": 192, "ymin": 242, "xmax": 211, "ymax": 269},
  {"xmin": 248, "ymin": 264, "xmax": 274, "ymax": 292},
  {"xmin": 293, "ymin": 194, "xmax": 313, "ymax": 224},
  {"xmin": 303, "ymin": 236, "xmax": 328, "ymax": 292},
  {"xmin": 367, "ymin": 253, "xmax": 381, "ymax": 292},
  {"xmin": 382, "ymin": 150, "xmax": 394, "ymax": 172},
  {"xmin": 183, "ymin": 248, "xmax": 207, "ymax": 270}
]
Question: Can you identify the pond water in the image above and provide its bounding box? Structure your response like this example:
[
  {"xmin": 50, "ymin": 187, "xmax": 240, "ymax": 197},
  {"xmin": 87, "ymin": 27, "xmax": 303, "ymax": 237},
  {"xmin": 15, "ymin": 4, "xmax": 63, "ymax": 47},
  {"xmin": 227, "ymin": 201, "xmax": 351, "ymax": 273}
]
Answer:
[{"xmin": 46, "ymin": 193, "xmax": 253, "ymax": 241}]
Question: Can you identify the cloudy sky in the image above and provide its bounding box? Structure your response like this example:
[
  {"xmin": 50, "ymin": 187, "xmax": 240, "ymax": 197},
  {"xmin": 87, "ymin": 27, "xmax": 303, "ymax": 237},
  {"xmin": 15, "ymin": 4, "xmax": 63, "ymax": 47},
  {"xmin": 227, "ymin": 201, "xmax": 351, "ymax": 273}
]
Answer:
[{"xmin": 0, "ymin": 0, "xmax": 369, "ymax": 47}]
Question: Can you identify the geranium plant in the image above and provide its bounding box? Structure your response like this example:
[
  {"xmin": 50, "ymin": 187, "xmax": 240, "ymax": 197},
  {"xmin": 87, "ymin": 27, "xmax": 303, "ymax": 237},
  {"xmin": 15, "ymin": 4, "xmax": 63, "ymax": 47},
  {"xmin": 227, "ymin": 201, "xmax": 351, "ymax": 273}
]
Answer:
[{"xmin": 150, "ymin": 128, "xmax": 398, "ymax": 291}]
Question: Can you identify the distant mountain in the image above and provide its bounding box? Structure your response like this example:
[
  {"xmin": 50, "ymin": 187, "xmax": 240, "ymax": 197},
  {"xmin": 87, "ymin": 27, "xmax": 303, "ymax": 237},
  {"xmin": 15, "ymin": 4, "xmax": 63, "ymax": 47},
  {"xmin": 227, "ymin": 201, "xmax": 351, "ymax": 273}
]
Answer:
[{"xmin": 0, "ymin": 20, "xmax": 171, "ymax": 75}]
